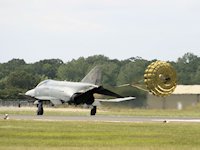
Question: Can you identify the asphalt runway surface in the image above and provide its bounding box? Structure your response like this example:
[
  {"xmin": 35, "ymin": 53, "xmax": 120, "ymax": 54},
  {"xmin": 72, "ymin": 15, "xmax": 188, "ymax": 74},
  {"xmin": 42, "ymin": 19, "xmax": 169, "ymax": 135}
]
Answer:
[{"xmin": 1, "ymin": 114, "xmax": 200, "ymax": 123}]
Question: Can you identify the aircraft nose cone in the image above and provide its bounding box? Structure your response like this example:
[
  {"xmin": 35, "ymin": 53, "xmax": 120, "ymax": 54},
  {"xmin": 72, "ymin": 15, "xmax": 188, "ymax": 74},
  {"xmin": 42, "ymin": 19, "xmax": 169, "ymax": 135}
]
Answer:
[{"xmin": 25, "ymin": 89, "xmax": 35, "ymax": 97}]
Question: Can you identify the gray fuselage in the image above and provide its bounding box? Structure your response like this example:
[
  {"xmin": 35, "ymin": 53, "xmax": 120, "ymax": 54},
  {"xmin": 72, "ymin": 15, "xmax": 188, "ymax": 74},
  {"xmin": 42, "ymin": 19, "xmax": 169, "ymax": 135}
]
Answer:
[{"xmin": 26, "ymin": 79, "xmax": 98, "ymax": 104}]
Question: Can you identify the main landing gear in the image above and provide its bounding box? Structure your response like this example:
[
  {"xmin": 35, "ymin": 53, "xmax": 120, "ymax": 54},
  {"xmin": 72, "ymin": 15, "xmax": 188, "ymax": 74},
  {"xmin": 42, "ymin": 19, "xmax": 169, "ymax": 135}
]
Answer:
[
  {"xmin": 36, "ymin": 101, "xmax": 96, "ymax": 116},
  {"xmin": 37, "ymin": 101, "xmax": 44, "ymax": 115},
  {"xmin": 90, "ymin": 106, "xmax": 97, "ymax": 116}
]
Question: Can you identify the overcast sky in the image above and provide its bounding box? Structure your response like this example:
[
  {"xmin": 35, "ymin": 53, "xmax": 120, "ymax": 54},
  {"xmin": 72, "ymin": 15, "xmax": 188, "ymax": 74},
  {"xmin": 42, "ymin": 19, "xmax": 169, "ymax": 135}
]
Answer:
[{"xmin": 1, "ymin": 0, "xmax": 200, "ymax": 63}]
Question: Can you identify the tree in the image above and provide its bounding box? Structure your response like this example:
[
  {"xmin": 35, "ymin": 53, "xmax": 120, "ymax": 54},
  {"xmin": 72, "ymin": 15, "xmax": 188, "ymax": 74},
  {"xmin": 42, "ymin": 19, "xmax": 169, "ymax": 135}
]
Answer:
[
  {"xmin": 117, "ymin": 58, "xmax": 149, "ymax": 85},
  {"xmin": 33, "ymin": 59, "xmax": 63, "ymax": 79},
  {"xmin": 175, "ymin": 53, "xmax": 200, "ymax": 84},
  {"xmin": 1, "ymin": 52, "xmax": 200, "ymax": 101},
  {"xmin": 101, "ymin": 62, "xmax": 120, "ymax": 86},
  {"xmin": 7, "ymin": 70, "xmax": 39, "ymax": 89},
  {"xmin": 192, "ymin": 66, "xmax": 200, "ymax": 84},
  {"xmin": 57, "ymin": 57, "xmax": 89, "ymax": 81},
  {"xmin": 0, "ymin": 59, "xmax": 26, "ymax": 80}
]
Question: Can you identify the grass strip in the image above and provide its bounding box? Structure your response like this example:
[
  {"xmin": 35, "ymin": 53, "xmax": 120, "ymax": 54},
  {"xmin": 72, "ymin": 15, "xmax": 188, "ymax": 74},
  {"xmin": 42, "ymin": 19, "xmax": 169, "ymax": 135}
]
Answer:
[{"xmin": 0, "ymin": 120, "xmax": 200, "ymax": 150}]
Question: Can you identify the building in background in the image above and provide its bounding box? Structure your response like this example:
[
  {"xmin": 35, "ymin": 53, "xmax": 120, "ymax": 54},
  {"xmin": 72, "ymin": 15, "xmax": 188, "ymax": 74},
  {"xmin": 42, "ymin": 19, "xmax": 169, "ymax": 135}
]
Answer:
[{"xmin": 147, "ymin": 85, "xmax": 200, "ymax": 109}]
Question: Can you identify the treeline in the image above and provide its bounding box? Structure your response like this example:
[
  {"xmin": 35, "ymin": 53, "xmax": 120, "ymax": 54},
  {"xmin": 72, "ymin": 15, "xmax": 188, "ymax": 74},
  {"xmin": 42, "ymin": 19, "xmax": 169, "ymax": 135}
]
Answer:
[{"xmin": 0, "ymin": 52, "xmax": 200, "ymax": 100}]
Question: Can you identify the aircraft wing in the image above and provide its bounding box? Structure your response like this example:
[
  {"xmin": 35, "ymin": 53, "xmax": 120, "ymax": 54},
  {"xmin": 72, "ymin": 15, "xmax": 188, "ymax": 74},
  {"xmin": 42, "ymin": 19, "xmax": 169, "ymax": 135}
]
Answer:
[
  {"xmin": 33, "ymin": 99, "xmax": 62, "ymax": 105},
  {"xmin": 96, "ymin": 96, "xmax": 135, "ymax": 102}
]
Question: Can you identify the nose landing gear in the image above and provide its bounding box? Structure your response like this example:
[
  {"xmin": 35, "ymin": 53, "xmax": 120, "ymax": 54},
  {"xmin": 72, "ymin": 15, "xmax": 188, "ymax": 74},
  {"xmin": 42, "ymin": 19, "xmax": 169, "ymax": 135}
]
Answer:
[{"xmin": 37, "ymin": 101, "xmax": 44, "ymax": 115}]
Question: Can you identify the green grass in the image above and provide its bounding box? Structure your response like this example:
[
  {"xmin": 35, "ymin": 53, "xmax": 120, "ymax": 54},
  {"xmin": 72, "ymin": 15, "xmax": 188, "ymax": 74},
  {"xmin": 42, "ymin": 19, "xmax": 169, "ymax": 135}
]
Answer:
[
  {"xmin": 0, "ymin": 120, "xmax": 200, "ymax": 150},
  {"xmin": 1, "ymin": 106, "xmax": 200, "ymax": 117},
  {"xmin": 0, "ymin": 107, "xmax": 90, "ymax": 116}
]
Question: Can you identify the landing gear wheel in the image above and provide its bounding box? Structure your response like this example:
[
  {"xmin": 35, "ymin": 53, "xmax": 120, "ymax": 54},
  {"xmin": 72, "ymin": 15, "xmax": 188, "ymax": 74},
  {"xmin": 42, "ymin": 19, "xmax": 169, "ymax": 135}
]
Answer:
[
  {"xmin": 90, "ymin": 106, "xmax": 97, "ymax": 116},
  {"xmin": 37, "ymin": 101, "xmax": 44, "ymax": 115},
  {"xmin": 144, "ymin": 61, "xmax": 177, "ymax": 97}
]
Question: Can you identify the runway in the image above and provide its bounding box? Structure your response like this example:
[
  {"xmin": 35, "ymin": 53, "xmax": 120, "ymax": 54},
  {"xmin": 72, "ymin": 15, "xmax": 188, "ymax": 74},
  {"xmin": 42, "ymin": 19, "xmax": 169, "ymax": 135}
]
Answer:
[{"xmin": 2, "ymin": 114, "xmax": 200, "ymax": 123}]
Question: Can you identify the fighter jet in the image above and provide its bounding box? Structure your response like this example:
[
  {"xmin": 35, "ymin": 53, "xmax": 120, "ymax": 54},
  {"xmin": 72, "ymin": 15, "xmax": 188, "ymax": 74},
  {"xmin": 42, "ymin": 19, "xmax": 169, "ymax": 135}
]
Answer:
[
  {"xmin": 25, "ymin": 66, "xmax": 135, "ymax": 116},
  {"xmin": 25, "ymin": 61, "xmax": 177, "ymax": 116}
]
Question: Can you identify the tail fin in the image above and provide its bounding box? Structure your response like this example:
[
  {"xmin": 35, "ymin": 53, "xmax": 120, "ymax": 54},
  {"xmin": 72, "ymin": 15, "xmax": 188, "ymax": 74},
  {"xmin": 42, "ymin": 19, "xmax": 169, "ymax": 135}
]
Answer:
[{"xmin": 81, "ymin": 66, "xmax": 102, "ymax": 85}]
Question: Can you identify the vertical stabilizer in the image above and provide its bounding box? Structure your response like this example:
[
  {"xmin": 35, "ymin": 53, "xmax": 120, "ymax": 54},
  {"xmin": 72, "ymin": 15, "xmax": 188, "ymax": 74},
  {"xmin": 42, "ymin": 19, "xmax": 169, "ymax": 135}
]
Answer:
[{"xmin": 81, "ymin": 66, "xmax": 102, "ymax": 85}]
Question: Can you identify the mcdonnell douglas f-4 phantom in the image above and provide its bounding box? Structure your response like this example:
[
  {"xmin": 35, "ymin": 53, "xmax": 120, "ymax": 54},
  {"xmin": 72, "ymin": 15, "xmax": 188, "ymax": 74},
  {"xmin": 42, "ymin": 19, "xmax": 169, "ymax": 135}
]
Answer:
[
  {"xmin": 25, "ymin": 66, "xmax": 134, "ymax": 115},
  {"xmin": 25, "ymin": 61, "xmax": 177, "ymax": 116}
]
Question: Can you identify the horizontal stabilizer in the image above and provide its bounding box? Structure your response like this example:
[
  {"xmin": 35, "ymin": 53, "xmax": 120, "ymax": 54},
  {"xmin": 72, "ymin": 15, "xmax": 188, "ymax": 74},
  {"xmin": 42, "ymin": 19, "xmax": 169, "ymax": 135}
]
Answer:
[
  {"xmin": 95, "ymin": 86, "xmax": 123, "ymax": 98},
  {"xmin": 96, "ymin": 96, "xmax": 135, "ymax": 102}
]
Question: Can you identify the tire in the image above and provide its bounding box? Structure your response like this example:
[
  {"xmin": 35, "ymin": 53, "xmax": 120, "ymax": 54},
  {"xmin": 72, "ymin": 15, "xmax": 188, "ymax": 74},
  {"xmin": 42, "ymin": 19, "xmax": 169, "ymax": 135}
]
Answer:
[
  {"xmin": 90, "ymin": 106, "xmax": 97, "ymax": 116},
  {"xmin": 37, "ymin": 101, "xmax": 44, "ymax": 115}
]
